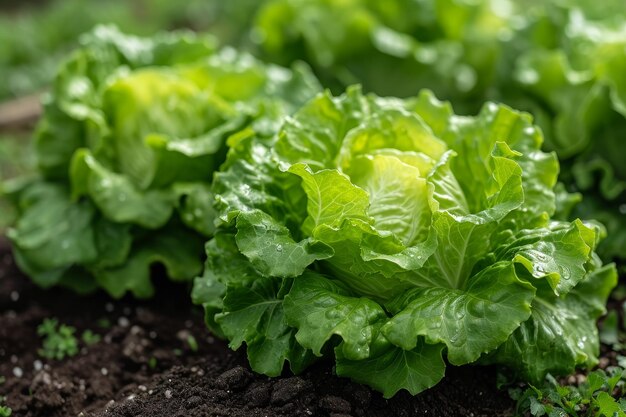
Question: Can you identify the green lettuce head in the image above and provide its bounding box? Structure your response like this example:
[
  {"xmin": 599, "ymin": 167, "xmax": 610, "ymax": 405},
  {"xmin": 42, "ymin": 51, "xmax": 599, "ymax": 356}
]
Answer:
[
  {"xmin": 7, "ymin": 25, "xmax": 320, "ymax": 297},
  {"xmin": 193, "ymin": 86, "xmax": 616, "ymax": 397}
]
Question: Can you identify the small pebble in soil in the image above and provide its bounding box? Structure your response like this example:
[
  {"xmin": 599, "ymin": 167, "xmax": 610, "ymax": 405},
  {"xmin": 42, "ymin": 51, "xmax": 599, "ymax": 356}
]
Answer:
[
  {"xmin": 343, "ymin": 383, "xmax": 371, "ymax": 409},
  {"xmin": 185, "ymin": 395, "xmax": 202, "ymax": 409},
  {"xmin": 105, "ymin": 303, "xmax": 114, "ymax": 312},
  {"xmin": 165, "ymin": 389, "xmax": 173, "ymax": 399},
  {"xmin": 319, "ymin": 395, "xmax": 352, "ymax": 414},
  {"xmin": 270, "ymin": 377, "xmax": 312, "ymax": 405},
  {"xmin": 118, "ymin": 317, "xmax": 130, "ymax": 327},
  {"xmin": 243, "ymin": 383, "xmax": 271, "ymax": 407},
  {"xmin": 12, "ymin": 366, "xmax": 23, "ymax": 378},
  {"xmin": 176, "ymin": 329, "xmax": 191, "ymax": 343},
  {"xmin": 10, "ymin": 291, "xmax": 19, "ymax": 301},
  {"xmin": 215, "ymin": 366, "xmax": 253, "ymax": 390},
  {"xmin": 101, "ymin": 368, "xmax": 109, "ymax": 376},
  {"xmin": 33, "ymin": 371, "xmax": 52, "ymax": 386},
  {"xmin": 10, "ymin": 355, "xmax": 17, "ymax": 363},
  {"xmin": 33, "ymin": 360, "xmax": 42, "ymax": 371},
  {"xmin": 598, "ymin": 357, "xmax": 610, "ymax": 369}
]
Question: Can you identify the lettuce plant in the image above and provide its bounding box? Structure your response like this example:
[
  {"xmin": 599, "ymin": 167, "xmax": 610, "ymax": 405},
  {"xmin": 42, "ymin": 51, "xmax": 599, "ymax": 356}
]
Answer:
[
  {"xmin": 6, "ymin": 25, "xmax": 320, "ymax": 297},
  {"xmin": 193, "ymin": 86, "xmax": 617, "ymax": 397}
]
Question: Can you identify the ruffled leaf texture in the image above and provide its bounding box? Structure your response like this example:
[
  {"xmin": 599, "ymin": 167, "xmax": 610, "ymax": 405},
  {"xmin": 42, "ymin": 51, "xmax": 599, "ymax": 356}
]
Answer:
[
  {"xmin": 7, "ymin": 25, "xmax": 321, "ymax": 297},
  {"xmin": 247, "ymin": 0, "xmax": 626, "ymax": 262},
  {"xmin": 193, "ymin": 86, "xmax": 616, "ymax": 397}
]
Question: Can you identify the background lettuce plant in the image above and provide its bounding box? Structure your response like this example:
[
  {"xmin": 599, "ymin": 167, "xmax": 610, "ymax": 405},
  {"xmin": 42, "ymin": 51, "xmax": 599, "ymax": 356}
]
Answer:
[
  {"xmin": 5, "ymin": 25, "xmax": 320, "ymax": 297},
  {"xmin": 193, "ymin": 86, "xmax": 617, "ymax": 397},
  {"xmin": 506, "ymin": 6, "xmax": 626, "ymax": 268}
]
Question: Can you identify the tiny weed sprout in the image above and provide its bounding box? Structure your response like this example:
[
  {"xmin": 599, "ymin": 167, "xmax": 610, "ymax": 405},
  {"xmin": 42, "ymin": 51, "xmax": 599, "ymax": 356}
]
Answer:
[
  {"xmin": 97, "ymin": 318, "xmax": 112, "ymax": 329},
  {"xmin": 186, "ymin": 335, "xmax": 199, "ymax": 352},
  {"xmin": 37, "ymin": 318, "xmax": 79, "ymax": 360},
  {"xmin": 81, "ymin": 330, "xmax": 101, "ymax": 346}
]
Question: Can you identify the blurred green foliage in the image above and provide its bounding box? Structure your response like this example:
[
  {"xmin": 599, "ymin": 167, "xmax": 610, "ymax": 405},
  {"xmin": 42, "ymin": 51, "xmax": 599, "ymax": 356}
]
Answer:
[{"xmin": 0, "ymin": 0, "xmax": 263, "ymax": 100}]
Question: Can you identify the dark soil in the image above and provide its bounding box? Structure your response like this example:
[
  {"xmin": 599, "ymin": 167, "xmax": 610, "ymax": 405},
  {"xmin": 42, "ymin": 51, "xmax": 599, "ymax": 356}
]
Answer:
[{"xmin": 0, "ymin": 238, "xmax": 515, "ymax": 417}]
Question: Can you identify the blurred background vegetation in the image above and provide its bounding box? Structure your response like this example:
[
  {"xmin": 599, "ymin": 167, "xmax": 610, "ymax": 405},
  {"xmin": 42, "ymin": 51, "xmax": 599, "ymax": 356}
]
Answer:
[
  {"xmin": 0, "ymin": 0, "xmax": 268, "ymax": 101},
  {"xmin": 0, "ymin": 0, "xmax": 261, "ymax": 229}
]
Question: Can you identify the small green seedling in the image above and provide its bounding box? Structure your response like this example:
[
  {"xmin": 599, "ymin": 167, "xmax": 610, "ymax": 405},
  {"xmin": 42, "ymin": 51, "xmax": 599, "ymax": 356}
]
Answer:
[
  {"xmin": 0, "ymin": 396, "xmax": 12, "ymax": 417},
  {"xmin": 512, "ymin": 368, "xmax": 626, "ymax": 417},
  {"xmin": 97, "ymin": 318, "xmax": 112, "ymax": 329},
  {"xmin": 186, "ymin": 335, "xmax": 198, "ymax": 352},
  {"xmin": 81, "ymin": 330, "xmax": 101, "ymax": 346},
  {"xmin": 37, "ymin": 318, "xmax": 79, "ymax": 360}
]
